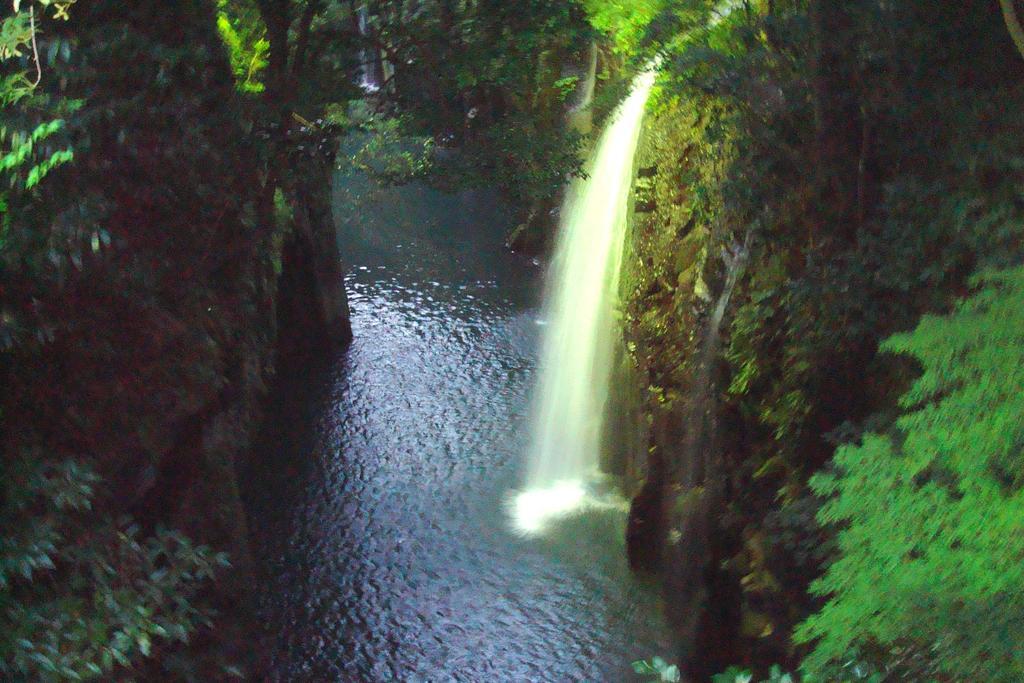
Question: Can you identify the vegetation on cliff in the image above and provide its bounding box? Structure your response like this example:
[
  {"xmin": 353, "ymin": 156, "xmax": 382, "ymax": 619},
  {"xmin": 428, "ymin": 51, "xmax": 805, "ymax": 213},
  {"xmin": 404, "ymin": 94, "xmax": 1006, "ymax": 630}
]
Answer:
[
  {"xmin": 797, "ymin": 266, "xmax": 1024, "ymax": 681},
  {"xmin": 0, "ymin": 1, "xmax": 271, "ymax": 678},
  {"xmin": 616, "ymin": 0, "xmax": 1024, "ymax": 679}
]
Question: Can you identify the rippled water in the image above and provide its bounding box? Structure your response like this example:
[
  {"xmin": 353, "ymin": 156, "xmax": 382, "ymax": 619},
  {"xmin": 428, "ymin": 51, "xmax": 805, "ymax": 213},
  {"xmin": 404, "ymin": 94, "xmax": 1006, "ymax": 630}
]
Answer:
[{"xmin": 244, "ymin": 174, "xmax": 675, "ymax": 681}]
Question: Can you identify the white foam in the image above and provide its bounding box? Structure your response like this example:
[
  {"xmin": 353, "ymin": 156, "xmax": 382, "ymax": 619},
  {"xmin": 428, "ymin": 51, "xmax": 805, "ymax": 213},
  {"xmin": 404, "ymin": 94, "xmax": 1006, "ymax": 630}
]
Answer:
[{"xmin": 509, "ymin": 480, "xmax": 631, "ymax": 536}]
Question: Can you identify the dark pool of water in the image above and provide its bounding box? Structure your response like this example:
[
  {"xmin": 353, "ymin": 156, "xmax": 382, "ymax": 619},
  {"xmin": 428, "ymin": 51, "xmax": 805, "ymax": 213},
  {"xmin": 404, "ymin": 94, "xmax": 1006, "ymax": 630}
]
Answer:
[{"xmin": 244, "ymin": 173, "xmax": 675, "ymax": 681}]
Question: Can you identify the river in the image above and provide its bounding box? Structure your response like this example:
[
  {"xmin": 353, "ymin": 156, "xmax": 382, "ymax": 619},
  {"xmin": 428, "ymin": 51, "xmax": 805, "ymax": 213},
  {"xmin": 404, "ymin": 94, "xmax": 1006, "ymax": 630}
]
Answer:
[{"xmin": 244, "ymin": 167, "xmax": 675, "ymax": 681}]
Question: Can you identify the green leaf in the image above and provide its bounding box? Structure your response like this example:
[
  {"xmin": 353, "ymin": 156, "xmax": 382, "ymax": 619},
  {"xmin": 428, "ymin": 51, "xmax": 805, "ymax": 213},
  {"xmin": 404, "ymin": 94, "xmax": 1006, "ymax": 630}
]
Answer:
[{"xmin": 633, "ymin": 659, "xmax": 658, "ymax": 674}]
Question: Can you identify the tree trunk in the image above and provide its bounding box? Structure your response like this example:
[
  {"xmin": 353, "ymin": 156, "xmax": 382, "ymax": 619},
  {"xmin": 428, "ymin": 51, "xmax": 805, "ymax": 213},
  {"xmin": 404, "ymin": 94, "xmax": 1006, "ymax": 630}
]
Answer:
[
  {"xmin": 292, "ymin": 0, "xmax": 323, "ymax": 80},
  {"xmin": 256, "ymin": 0, "xmax": 293, "ymax": 107},
  {"xmin": 808, "ymin": 0, "xmax": 863, "ymax": 244}
]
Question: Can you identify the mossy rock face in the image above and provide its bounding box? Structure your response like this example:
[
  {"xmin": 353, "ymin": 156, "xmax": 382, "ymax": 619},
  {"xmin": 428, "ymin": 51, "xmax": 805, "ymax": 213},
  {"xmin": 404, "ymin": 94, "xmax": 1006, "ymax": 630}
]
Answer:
[
  {"xmin": 674, "ymin": 230, "xmax": 704, "ymax": 275},
  {"xmin": 740, "ymin": 608, "xmax": 775, "ymax": 640},
  {"xmin": 634, "ymin": 176, "xmax": 657, "ymax": 213},
  {"xmin": 622, "ymin": 103, "xmax": 717, "ymax": 413}
]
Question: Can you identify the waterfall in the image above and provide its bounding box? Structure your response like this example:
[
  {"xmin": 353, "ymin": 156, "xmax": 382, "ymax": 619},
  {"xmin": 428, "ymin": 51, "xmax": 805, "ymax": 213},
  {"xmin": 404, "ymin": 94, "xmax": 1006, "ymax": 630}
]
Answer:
[
  {"xmin": 566, "ymin": 42, "xmax": 599, "ymax": 133},
  {"xmin": 357, "ymin": 6, "xmax": 374, "ymax": 92},
  {"xmin": 357, "ymin": 5, "xmax": 380, "ymax": 92},
  {"xmin": 512, "ymin": 67, "xmax": 658, "ymax": 535}
]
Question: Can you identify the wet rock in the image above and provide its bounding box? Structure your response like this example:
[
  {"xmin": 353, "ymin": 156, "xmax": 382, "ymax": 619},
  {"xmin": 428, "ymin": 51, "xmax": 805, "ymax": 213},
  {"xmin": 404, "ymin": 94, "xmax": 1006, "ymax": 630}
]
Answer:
[
  {"xmin": 637, "ymin": 165, "xmax": 658, "ymax": 178},
  {"xmin": 505, "ymin": 217, "xmax": 548, "ymax": 257},
  {"xmin": 626, "ymin": 480, "xmax": 666, "ymax": 571},
  {"xmin": 506, "ymin": 202, "xmax": 560, "ymax": 257},
  {"xmin": 278, "ymin": 171, "xmax": 354, "ymax": 355}
]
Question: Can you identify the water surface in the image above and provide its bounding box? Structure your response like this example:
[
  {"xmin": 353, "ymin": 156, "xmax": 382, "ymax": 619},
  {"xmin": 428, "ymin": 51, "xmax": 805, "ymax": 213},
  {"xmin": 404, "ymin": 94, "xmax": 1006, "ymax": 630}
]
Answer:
[{"xmin": 245, "ymin": 172, "xmax": 675, "ymax": 681}]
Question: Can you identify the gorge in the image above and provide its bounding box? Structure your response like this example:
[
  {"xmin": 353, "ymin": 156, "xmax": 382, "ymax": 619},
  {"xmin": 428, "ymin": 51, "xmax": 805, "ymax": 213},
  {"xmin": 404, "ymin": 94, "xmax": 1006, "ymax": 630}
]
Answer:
[
  {"xmin": 4, "ymin": 1, "xmax": 1024, "ymax": 681},
  {"xmin": 245, "ymin": 146, "xmax": 674, "ymax": 679}
]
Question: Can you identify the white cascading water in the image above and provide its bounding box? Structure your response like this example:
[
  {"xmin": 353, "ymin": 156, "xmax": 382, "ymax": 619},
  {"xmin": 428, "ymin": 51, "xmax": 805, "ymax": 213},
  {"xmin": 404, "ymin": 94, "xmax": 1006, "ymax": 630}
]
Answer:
[
  {"xmin": 357, "ymin": 4, "xmax": 392, "ymax": 93},
  {"xmin": 566, "ymin": 42, "xmax": 598, "ymax": 133},
  {"xmin": 512, "ymin": 67, "xmax": 658, "ymax": 535},
  {"xmin": 357, "ymin": 5, "xmax": 378, "ymax": 92}
]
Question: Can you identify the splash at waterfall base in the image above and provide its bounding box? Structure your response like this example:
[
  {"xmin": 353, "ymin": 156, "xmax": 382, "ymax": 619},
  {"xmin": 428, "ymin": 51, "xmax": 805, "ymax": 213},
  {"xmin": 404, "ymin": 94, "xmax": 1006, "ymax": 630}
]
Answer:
[
  {"xmin": 511, "ymin": 68, "xmax": 657, "ymax": 536},
  {"xmin": 510, "ymin": 478, "xmax": 631, "ymax": 536}
]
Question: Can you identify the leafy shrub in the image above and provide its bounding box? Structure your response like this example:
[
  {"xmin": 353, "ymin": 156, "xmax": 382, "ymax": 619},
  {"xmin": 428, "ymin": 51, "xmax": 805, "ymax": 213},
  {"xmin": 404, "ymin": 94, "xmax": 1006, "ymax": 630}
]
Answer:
[
  {"xmin": 797, "ymin": 267, "xmax": 1024, "ymax": 681},
  {"xmin": 0, "ymin": 456, "xmax": 228, "ymax": 681},
  {"xmin": 633, "ymin": 656, "xmax": 681, "ymax": 682}
]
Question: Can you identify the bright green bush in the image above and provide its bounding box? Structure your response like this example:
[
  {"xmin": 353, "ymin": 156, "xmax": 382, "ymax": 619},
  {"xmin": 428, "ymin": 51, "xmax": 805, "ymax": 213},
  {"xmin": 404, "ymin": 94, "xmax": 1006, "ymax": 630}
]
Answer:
[{"xmin": 797, "ymin": 266, "xmax": 1024, "ymax": 681}]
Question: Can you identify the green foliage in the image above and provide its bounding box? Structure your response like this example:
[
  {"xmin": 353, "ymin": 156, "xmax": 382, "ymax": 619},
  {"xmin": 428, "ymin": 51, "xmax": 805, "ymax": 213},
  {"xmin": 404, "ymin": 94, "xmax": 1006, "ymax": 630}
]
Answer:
[
  {"xmin": 582, "ymin": 0, "xmax": 667, "ymax": 54},
  {"xmin": 633, "ymin": 656, "xmax": 681, "ymax": 682},
  {"xmin": 713, "ymin": 667, "xmax": 754, "ymax": 683},
  {"xmin": 0, "ymin": 119, "xmax": 73, "ymax": 189},
  {"xmin": 0, "ymin": 3, "xmax": 83, "ymax": 349},
  {"xmin": 358, "ymin": 0, "xmax": 592, "ymax": 206},
  {"xmin": 712, "ymin": 664, "xmax": 800, "ymax": 683},
  {"xmin": 346, "ymin": 116, "xmax": 434, "ymax": 185},
  {"xmin": 476, "ymin": 112, "xmax": 584, "ymax": 206},
  {"xmin": 0, "ymin": 11, "xmax": 34, "ymax": 61},
  {"xmin": 215, "ymin": 0, "xmax": 269, "ymax": 94},
  {"xmin": 0, "ymin": 2, "xmax": 77, "ymax": 197},
  {"xmin": 2, "ymin": 1, "xmax": 262, "ymax": 678},
  {"xmin": 0, "ymin": 457, "xmax": 228, "ymax": 681},
  {"xmin": 710, "ymin": 662, "xmax": 880, "ymax": 683},
  {"xmin": 1, "ymin": 1, "xmax": 77, "ymax": 66},
  {"xmin": 796, "ymin": 266, "xmax": 1024, "ymax": 681}
]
